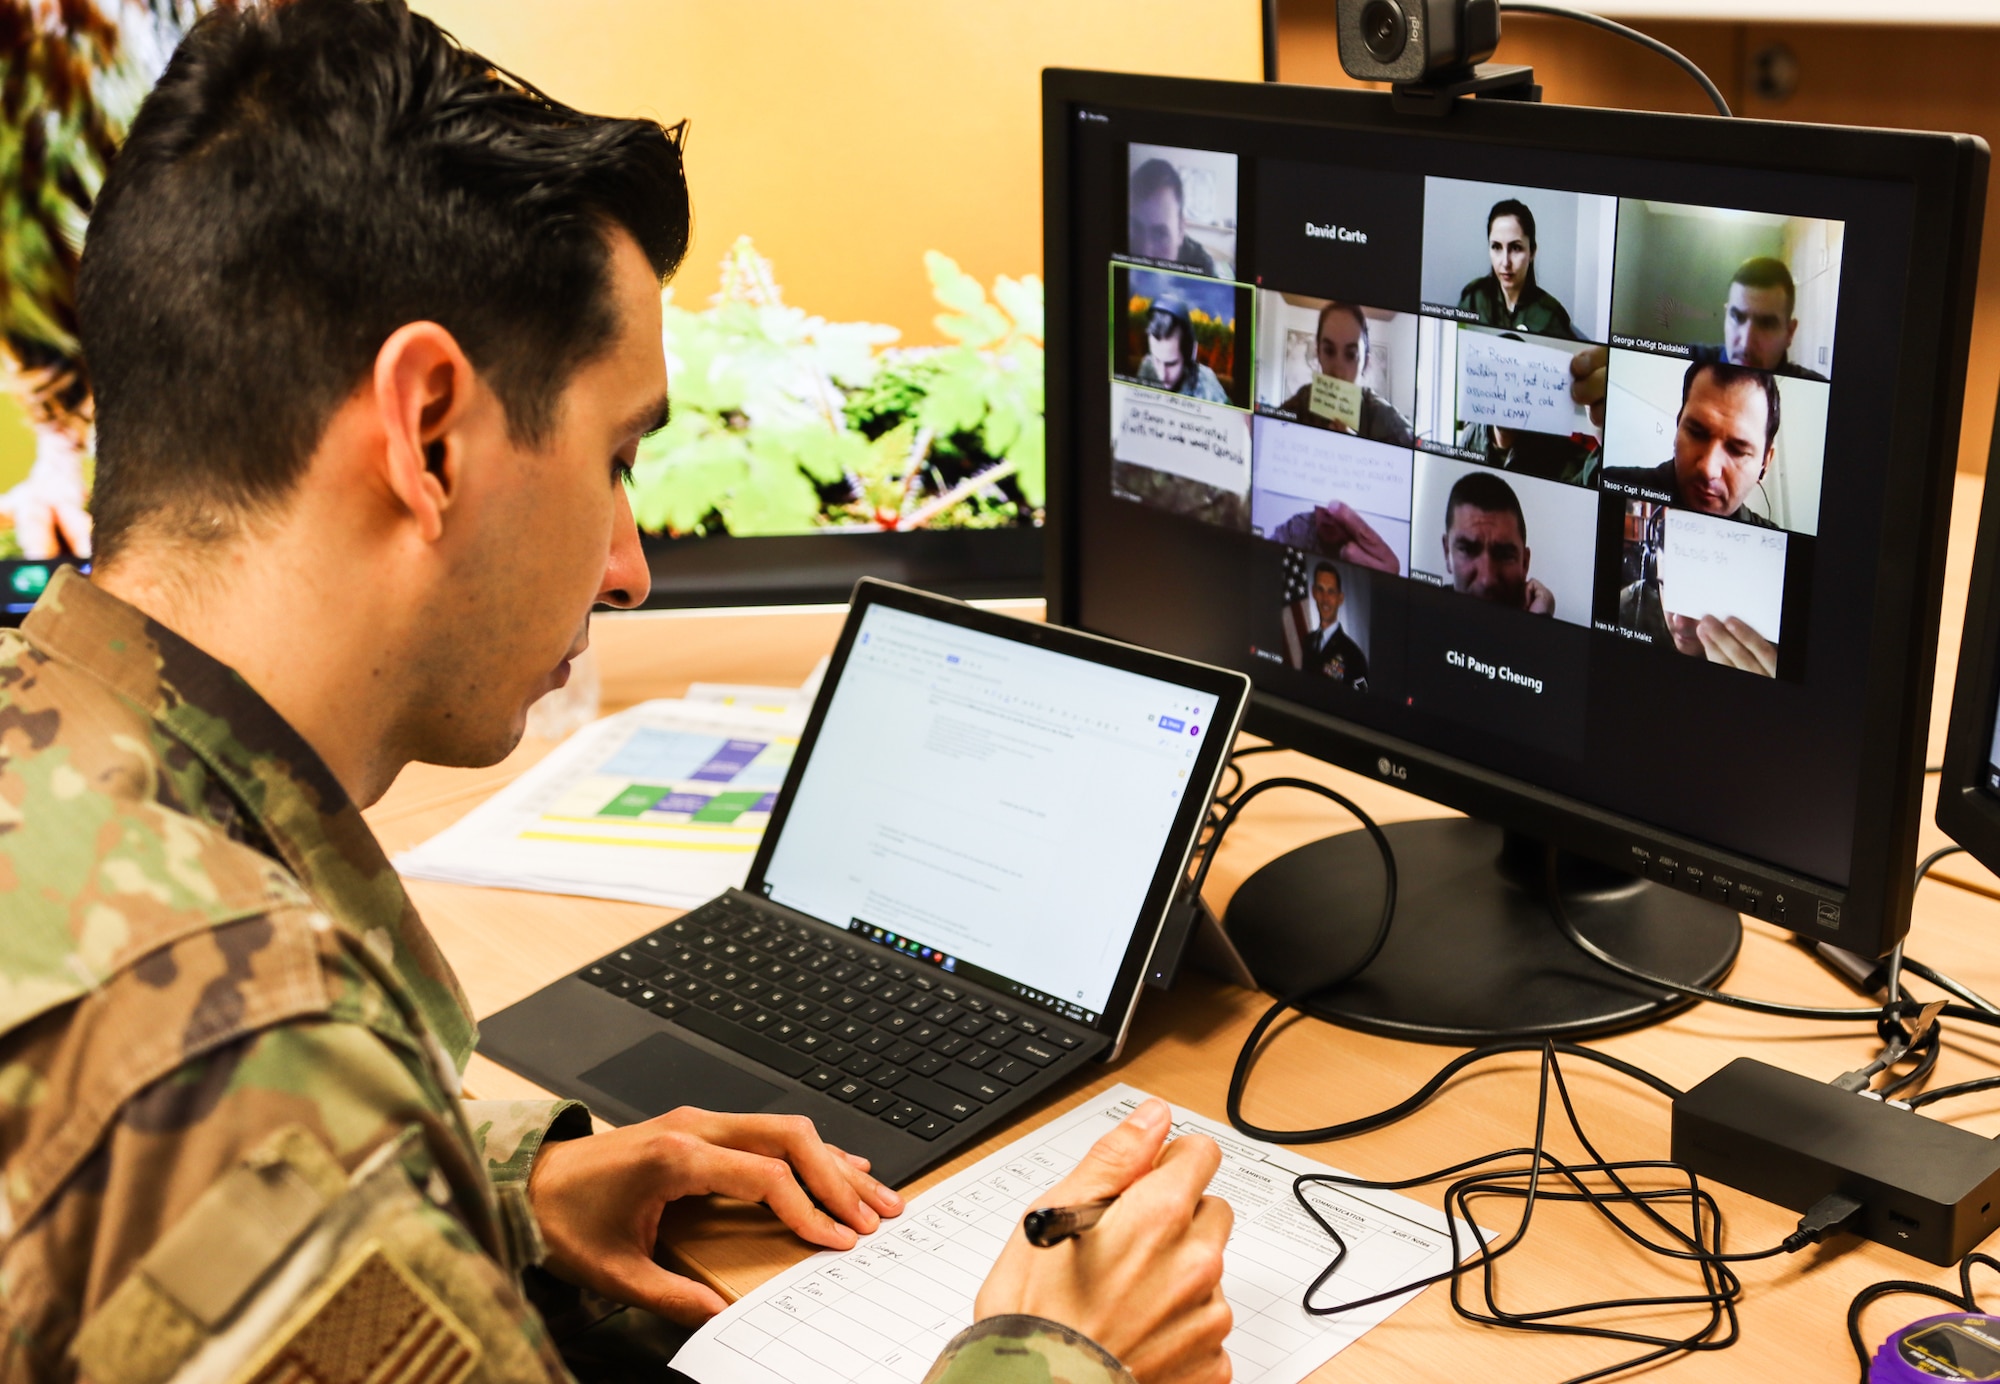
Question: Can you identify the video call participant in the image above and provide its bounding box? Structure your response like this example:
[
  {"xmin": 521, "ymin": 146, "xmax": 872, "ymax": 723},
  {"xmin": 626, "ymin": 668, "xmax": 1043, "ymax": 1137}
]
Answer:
[
  {"xmin": 1690, "ymin": 257, "xmax": 1830, "ymax": 382},
  {"xmin": 1441, "ymin": 470, "xmax": 1555, "ymax": 616},
  {"xmin": 1618, "ymin": 509, "xmax": 1779, "ymax": 677},
  {"xmin": 1129, "ymin": 156, "xmax": 1219, "ymax": 276},
  {"xmin": 0, "ymin": 6, "xmax": 1233, "ymax": 1383},
  {"xmin": 1306, "ymin": 561, "xmax": 1370, "ymax": 687},
  {"xmin": 1269, "ymin": 499, "xmax": 1402, "ymax": 575},
  {"xmin": 1602, "ymin": 359, "xmax": 1781, "ymax": 530},
  {"xmin": 1457, "ymin": 199, "xmax": 1578, "ymax": 340},
  {"xmin": 1274, "ymin": 302, "xmax": 1415, "ymax": 447},
  {"xmin": 1137, "ymin": 297, "xmax": 1230, "ymax": 403},
  {"xmin": 1457, "ymin": 337, "xmax": 1604, "ymax": 486}
]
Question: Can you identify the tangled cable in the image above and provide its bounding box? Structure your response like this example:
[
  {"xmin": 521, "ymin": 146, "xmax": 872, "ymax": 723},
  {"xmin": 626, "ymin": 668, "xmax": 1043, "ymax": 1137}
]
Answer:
[{"xmin": 1287, "ymin": 1042, "xmax": 1812, "ymax": 1384}]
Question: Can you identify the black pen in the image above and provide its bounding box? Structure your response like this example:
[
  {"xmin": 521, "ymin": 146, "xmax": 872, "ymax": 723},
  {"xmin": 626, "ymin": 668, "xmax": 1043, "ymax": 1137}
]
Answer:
[{"xmin": 1022, "ymin": 1195, "xmax": 1118, "ymax": 1247}]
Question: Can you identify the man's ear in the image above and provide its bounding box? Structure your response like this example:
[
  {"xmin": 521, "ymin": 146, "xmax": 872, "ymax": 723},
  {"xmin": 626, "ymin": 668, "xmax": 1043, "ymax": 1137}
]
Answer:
[{"xmin": 374, "ymin": 321, "xmax": 476, "ymax": 544}]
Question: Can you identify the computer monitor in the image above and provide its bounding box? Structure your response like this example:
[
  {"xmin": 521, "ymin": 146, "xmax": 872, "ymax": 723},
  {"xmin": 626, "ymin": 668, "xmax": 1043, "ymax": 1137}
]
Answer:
[
  {"xmin": 1937, "ymin": 415, "xmax": 2000, "ymax": 876},
  {"xmin": 1044, "ymin": 69, "xmax": 1987, "ymax": 1040}
]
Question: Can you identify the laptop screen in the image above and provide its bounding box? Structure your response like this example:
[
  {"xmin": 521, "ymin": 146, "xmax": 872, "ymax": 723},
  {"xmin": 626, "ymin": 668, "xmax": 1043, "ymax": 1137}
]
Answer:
[{"xmin": 759, "ymin": 603, "xmax": 1223, "ymax": 1024}]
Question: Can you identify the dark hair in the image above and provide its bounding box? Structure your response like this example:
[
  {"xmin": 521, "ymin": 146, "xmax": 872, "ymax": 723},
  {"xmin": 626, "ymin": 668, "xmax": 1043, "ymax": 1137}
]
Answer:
[
  {"xmin": 78, "ymin": 0, "xmax": 691, "ymax": 560},
  {"xmin": 1731, "ymin": 256, "xmax": 1798, "ymax": 318},
  {"xmin": 1146, "ymin": 305, "xmax": 1194, "ymax": 359},
  {"xmin": 1312, "ymin": 561, "xmax": 1343, "ymax": 593},
  {"xmin": 1130, "ymin": 157, "xmax": 1185, "ymax": 211},
  {"xmin": 1680, "ymin": 359, "xmax": 1781, "ymax": 451},
  {"xmin": 1445, "ymin": 470, "xmax": 1527, "ymax": 541},
  {"xmin": 1485, "ymin": 197, "xmax": 1539, "ymax": 296},
  {"xmin": 1313, "ymin": 302, "xmax": 1370, "ymax": 366}
]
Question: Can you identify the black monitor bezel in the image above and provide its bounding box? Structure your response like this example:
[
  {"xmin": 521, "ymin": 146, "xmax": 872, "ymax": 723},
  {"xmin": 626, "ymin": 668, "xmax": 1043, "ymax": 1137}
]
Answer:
[
  {"xmin": 1938, "ymin": 415, "xmax": 2000, "ymax": 874},
  {"xmin": 634, "ymin": 528, "xmax": 1040, "ymax": 611},
  {"xmin": 1043, "ymin": 68, "xmax": 1987, "ymax": 958},
  {"xmin": 745, "ymin": 575, "xmax": 1251, "ymax": 1051}
]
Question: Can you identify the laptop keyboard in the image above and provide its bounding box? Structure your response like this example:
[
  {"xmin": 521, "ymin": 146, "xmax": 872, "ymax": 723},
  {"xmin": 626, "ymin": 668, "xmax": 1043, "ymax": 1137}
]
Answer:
[{"xmin": 575, "ymin": 895, "xmax": 1087, "ymax": 1141}]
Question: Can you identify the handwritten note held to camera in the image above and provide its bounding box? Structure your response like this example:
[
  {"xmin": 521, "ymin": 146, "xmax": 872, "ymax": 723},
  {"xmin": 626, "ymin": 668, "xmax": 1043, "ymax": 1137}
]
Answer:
[
  {"xmin": 1457, "ymin": 333, "xmax": 1583, "ymax": 437},
  {"xmin": 1660, "ymin": 508, "xmax": 1787, "ymax": 642}
]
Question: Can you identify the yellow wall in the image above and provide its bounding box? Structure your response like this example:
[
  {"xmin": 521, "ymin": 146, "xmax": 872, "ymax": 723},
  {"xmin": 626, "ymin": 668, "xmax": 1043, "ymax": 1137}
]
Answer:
[
  {"xmin": 409, "ymin": 1, "xmax": 1262, "ymax": 344},
  {"xmin": 0, "ymin": 396, "xmax": 31, "ymax": 491}
]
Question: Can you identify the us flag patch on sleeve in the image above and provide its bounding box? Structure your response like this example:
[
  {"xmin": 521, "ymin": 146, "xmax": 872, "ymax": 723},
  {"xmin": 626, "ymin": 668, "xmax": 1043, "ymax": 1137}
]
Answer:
[{"xmin": 234, "ymin": 1241, "xmax": 480, "ymax": 1384}]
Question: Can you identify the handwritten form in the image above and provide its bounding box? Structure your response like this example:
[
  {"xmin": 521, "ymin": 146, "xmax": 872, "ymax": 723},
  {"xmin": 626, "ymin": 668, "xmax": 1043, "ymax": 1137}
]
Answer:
[
  {"xmin": 674, "ymin": 1085, "xmax": 1464, "ymax": 1384},
  {"xmin": 1457, "ymin": 331, "xmax": 1586, "ymax": 437},
  {"xmin": 1660, "ymin": 508, "xmax": 1788, "ymax": 641}
]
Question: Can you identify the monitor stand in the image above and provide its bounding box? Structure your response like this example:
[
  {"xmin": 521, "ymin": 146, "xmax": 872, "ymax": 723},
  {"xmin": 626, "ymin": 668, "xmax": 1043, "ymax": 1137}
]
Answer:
[{"xmin": 1223, "ymin": 818, "xmax": 1741, "ymax": 1042}]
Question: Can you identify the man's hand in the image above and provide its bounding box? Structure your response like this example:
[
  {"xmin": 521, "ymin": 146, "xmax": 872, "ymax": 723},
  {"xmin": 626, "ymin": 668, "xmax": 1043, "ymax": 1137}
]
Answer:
[
  {"xmin": 1524, "ymin": 577, "xmax": 1555, "ymax": 617},
  {"xmin": 1314, "ymin": 501, "xmax": 1401, "ymax": 575},
  {"xmin": 1570, "ymin": 344, "xmax": 1608, "ymax": 430},
  {"xmin": 1694, "ymin": 614, "xmax": 1777, "ymax": 676},
  {"xmin": 527, "ymin": 1107, "xmax": 904, "ymax": 1325},
  {"xmin": 976, "ymin": 1099, "xmax": 1233, "ymax": 1384}
]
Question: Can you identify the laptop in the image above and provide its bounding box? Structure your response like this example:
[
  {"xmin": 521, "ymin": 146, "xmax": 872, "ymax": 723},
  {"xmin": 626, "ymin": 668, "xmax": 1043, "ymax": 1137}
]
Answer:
[{"xmin": 477, "ymin": 578, "xmax": 1250, "ymax": 1185}]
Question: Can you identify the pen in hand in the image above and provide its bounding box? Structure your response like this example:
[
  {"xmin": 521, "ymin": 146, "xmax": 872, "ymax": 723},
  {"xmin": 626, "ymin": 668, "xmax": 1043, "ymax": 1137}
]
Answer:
[{"xmin": 1022, "ymin": 1195, "xmax": 1118, "ymax": 1247}]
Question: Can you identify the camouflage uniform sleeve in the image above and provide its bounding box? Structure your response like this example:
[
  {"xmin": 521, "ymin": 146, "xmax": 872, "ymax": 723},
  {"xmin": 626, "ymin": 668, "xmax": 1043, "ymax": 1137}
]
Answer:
[
  {"xmin": 18, "ymin": 1012, "xmax": 574, "ymax": 1383},
  {"xmin": 465, "ymin": 1098, "xmax": 593, "ymax": 1186},
  {"xmin": 921, "ymin": 1316, "xmax": 1136, "ymax": 1384}
]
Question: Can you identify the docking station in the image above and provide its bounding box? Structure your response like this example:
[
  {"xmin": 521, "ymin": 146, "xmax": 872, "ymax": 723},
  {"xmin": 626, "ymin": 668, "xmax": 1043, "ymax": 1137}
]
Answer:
[{"xmin": 1673, "ymin": 1058, "xmax": 2000, "ymax": 1265}]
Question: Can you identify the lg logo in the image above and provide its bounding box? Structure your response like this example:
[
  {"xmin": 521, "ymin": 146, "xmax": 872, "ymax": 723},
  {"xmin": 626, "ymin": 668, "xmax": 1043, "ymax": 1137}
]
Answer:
[{"xmin": 1377, "ymin": 757, "xmax": 1407, "ymax": 781}]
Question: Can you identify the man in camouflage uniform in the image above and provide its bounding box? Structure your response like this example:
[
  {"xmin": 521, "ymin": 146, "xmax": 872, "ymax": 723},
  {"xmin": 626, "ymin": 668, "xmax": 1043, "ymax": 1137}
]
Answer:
[{"xmin": 0, "ymin": 3, "xmax": 1234, "ymax": 1383}]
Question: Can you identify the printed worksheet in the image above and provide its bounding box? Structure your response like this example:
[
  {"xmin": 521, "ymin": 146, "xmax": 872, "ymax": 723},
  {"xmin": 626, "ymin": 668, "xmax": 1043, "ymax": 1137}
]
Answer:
[{"xmin": 674, "ymin": 1084, "xmax": 1464, "ymax": 1384}]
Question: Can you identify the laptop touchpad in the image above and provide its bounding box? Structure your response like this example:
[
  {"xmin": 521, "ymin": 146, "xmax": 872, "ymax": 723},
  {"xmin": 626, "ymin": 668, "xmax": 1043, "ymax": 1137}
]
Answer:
[{"xmin": 581, "ymin": 1033, "xmax": 788, "ymax": 1118}]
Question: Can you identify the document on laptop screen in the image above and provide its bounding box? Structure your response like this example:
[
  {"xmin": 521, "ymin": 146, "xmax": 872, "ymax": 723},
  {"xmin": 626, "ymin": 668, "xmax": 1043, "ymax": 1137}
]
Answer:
[{"xmin": 761, "ymin": 605, "xmax": 1220, "ymax": 1019}]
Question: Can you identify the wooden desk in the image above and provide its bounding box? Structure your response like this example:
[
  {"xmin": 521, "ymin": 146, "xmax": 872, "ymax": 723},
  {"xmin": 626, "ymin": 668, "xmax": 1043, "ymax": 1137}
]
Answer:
[{"xmin": 365, "ymin": 474, "xmax": 2000, "ymax": 1379}]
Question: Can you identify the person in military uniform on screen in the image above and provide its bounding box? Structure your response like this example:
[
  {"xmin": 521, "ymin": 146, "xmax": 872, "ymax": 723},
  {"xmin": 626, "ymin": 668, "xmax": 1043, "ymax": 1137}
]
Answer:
[
  {"xmin": 1601, "ymin": 358, "xmax": 1782, "ymax": 530},
  {"xmin": 0, "ymin": 5, "xmax": 1234, "ymax": 1383},
  {"xmin": 1307, "ymin": 562, "xmax": 1370, "ymax": 688},
  {"xmin": 1457, "ymin": 198, "xmax": 1579, "ymax": 340},
  {"xmin": 1136, "ymin": 296, "xmax": 1231, "ymax": 403},
  {"xmin": 1274, "ymin": 302, "xmax": 1416, "ymax": 447},
  {"xmin": 1441, "ymin": 470, "xmax": 1556, "ymax": 616},
  {"xmin": 1689, "ymin": 256, "xmax": 1831, "ymax": 381}
]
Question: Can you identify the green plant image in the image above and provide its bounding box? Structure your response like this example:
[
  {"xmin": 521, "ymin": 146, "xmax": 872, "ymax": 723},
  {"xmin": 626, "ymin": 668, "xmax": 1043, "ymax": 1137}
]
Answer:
[{"xmin": 628, "ymin": 237, "xmax": 1044, "ymax": 539}]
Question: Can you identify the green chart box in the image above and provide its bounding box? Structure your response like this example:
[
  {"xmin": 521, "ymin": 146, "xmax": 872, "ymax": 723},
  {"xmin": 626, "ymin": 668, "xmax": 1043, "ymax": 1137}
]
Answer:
[
  {"xmin": 600, "ymin": 783, "xmax": 674, "ymax": 817},
  {"xmin": 693, "ymin": 791, "xmax": 767, "ymax": 824}
]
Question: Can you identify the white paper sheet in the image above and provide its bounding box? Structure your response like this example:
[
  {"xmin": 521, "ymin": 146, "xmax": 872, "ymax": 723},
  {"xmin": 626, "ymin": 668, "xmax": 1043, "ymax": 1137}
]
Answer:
[
  {"xmin": 1457, "ymin": 331, "xmax": 1586, "ymax": 437},
  {"xmin": 393, "ymin": 699, "xmax": 807, "ymax": 907},
  {"xmin": 674, "ymin": 1084, "xmax": 1466, "ymax": 1384},
  {"xmin": 1659, "ymin": 508, "xmax": 1788, "ymax": 642},
  {"xmin": 1250, "ymin": 414, "xmax": 1415, "ymax": 522},
  {"xmin": 1111, "ymin": 383, "xmax": 1252, "ymax": 494}
]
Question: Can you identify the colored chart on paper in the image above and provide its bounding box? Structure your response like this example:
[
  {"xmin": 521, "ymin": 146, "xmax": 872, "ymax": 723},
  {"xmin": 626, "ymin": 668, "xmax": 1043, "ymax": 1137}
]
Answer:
[
  {"xmin": 395, "ymin": 699, "xmax": 807, "ymax": 908},
  {"xmin": 548, "ymin": 729, "xmax": 793, "ymax": 830}
]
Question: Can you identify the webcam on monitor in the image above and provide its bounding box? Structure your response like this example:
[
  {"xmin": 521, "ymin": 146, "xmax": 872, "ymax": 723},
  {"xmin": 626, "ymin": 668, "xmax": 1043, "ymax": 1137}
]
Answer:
[{"xmin": 1335, "ymin": 0, "xmax": 1500, "ymax": 84}]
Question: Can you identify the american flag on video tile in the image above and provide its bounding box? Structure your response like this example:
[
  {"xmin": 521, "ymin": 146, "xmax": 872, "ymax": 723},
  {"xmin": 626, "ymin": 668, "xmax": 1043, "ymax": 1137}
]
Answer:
[{"xmin": 1280, "ymin": 548, "xmax": 1316, "ymax": 671}]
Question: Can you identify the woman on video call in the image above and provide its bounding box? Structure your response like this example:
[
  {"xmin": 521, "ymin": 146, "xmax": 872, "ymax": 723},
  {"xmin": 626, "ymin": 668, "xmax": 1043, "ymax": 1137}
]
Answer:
[{"xmin": 1458, "ymin": 198, "xmax": 1578, "ymax": 340}]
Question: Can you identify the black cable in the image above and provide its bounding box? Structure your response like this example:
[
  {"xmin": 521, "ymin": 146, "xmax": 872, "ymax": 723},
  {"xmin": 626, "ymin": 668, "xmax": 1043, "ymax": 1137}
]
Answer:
[
  {"xmin": 1289, "ymin": 1043, "xmax": 1854, "ymax": 1383},
  {"xmin": 1903, "ymin": 958, "xmax": 2000, "ymax": 1017},
  {"xmin": 1849, "ymin": 1252, "xmax": 2000, "ymax": 1380},
  {"xmin": 1496, "ymin": 2, "xmax": 1731, "ymax": 117},
  {"xmin": 1908, "ymin": 1072, "xmax": 2000, "ymax": 1110},
  {"xmin": 1917, "ymin": 843, "xmax": 1968, "ymax": 884},
  {"xmin": 1544, "ymin": 854, "xmax": 1897, "ymax": 1023}
]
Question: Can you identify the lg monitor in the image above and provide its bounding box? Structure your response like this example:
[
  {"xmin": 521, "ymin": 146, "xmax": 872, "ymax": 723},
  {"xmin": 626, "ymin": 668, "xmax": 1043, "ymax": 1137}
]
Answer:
[{"xmin": 1044, "ymin": 69, "xmax": 1987, "ymax": 1039}]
